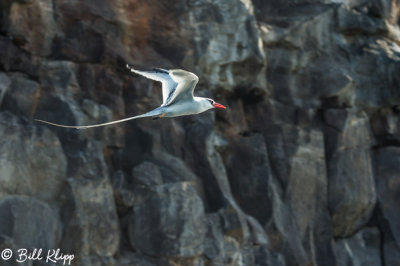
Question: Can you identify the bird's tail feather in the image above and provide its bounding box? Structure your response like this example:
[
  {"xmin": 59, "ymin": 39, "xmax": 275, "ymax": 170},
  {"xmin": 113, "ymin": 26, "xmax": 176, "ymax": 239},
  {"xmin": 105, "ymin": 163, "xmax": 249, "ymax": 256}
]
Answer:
[{"xmin": 34, "ymin": 107, "xmax": 165, "ymax": 129}]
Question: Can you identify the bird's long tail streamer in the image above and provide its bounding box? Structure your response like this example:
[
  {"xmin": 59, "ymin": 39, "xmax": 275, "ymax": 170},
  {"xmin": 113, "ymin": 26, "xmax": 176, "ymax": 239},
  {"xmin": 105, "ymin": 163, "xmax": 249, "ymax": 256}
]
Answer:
[{"xmin": 34, "ymin": 107, "xmax": 165, "ymax": 129}]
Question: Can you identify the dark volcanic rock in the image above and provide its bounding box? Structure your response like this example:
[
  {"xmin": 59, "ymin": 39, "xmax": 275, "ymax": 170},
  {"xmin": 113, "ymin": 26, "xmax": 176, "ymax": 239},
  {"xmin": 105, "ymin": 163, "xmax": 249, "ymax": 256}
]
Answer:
[
  {"xmin": 0, "ymin": 72, "xmax": 10, "ymax": 106},
  {"xmin": 222, "ymin": 133, "xmax": 272, "ymax": 225},
  {"xmin": 335, "ymin": 227, "xmax": 382, "ymax": 266},
  {"xmin": 129, "ymin": 181, "xmax": 206, "ymax": 257},
  {"xmin": 0, "ymin": 195, "xmax": 61, "ymax": 250},
  {"xmin": 61, "ymin": 176, "xmax": 119, "ymax": 264},
  {"xmin": 375, "ymin": 146, "xmax": 400, "ymax": 263},
  {"xmin": 2, "ymin": 74, "xmax": 40, "ymax": 118},
  {"xmin": 5, "ymin": 0, "xmax": 57, "ymax": 56},
  {"xmin": 0, "ymin": 112, "xmax": 66, "ymax": 202},
  {"xmin": 186, "ymin": 0, "xmax": 266, "ymax": 96},
  {"xmin": 371, "ymin": 106, "xmax": 400, "ymax": 144},
  {"xmin": 324, "ymin": 109, "xmax": 376, "ymax": 237},
  {"xmin": 132, "ymin": 161, "xmax": 163, "ymax": 187}
]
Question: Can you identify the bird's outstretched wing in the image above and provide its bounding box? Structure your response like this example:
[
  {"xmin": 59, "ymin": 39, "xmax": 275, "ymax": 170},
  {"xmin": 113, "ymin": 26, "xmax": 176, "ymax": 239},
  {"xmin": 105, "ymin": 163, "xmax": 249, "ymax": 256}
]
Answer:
[
  {"xmin": 127, "ymin": 64, "xmax": 177, "ymax": 105},
  {"xmin": 34, "ymin": 107, "xmax": 165, "ymax": 129},
  {"xmin": 127, "ymin": 65, "xmax": 199, "ymax": 106},
  {"xmin": 166, "ymin": 69, "xmax": 199, "ymax": 105}
]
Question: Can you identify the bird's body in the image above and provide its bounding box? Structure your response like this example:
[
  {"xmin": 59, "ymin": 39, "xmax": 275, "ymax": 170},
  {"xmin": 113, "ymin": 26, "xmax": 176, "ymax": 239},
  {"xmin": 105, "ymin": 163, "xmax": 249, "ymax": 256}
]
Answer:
[
  {"xmin": 35, "ymin": 65, "xmax": 226, "ymax": 129},
  {"xmin": 160, "ymin": 97, "xmax": 214, "ymax": 117}
]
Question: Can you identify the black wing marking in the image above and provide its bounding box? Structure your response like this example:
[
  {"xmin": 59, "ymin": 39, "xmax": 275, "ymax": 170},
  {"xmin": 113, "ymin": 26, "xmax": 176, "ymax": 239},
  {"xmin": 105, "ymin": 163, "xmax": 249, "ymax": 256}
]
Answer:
[{"xmin": 127, "ymin": 64, "xmax": 169, "ymax": 75}]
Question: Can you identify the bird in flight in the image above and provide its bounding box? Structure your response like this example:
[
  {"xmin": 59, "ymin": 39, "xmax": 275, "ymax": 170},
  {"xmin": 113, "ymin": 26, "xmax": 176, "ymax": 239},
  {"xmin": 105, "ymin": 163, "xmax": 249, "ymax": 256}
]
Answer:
[{"xmin": 35, "ymin": 64, "xmax": 226, "ymax": 129}]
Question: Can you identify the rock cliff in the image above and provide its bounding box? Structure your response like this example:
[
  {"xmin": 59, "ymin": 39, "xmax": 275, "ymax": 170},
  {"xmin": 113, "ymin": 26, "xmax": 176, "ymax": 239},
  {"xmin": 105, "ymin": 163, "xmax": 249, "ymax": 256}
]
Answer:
[{"xmin": 0, "ymin": 0, "xmax": 399, "ymax": 265}]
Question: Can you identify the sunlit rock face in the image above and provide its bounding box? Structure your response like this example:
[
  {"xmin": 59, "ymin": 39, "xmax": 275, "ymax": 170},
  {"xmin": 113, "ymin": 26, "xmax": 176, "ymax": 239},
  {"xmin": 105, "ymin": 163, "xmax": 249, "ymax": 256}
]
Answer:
[{"xmin": 0, "ymin": 0, "xmax": 399, "ymax": 265}]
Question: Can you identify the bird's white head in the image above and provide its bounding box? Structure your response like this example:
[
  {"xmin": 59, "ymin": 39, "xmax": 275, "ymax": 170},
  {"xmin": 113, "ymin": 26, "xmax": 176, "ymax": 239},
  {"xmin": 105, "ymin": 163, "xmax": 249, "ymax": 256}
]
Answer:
[{"xmin": 199, "ymin": 97, "xmax": 227, "ymax": 111}]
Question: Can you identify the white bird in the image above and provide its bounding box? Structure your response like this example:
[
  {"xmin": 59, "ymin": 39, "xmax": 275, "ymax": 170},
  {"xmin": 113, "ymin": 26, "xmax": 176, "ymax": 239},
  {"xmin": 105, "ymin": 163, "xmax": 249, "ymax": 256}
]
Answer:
[{"xmin": 35, "ymin": 64, "xmax": 226, "ymax": 129}]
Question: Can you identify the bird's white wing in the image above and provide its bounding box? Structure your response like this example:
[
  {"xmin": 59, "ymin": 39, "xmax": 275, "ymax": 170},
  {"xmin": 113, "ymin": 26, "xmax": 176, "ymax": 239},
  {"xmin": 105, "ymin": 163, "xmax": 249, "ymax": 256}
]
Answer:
[
  {"xmin": 126, "ymin": 64, "xmax": 177, "ymax": 105},
  {"xmin": 164, "ymin": 69, "xmax": 199, "ymax": 105}
]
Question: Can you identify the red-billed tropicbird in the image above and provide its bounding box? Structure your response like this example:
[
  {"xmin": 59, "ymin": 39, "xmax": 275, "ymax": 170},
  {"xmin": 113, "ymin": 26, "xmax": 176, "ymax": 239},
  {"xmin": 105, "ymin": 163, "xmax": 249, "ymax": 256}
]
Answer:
[{"xmin": 35, "ymin": 64, "xmax": 226, "ymax": 129}]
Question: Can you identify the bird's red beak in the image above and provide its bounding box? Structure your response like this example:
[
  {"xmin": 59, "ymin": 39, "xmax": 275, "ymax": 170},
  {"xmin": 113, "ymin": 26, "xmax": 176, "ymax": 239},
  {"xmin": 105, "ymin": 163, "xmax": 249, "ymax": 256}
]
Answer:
[{"xmin": 213, "ymin": 102, "xmax": 226, "ymax": 109}]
